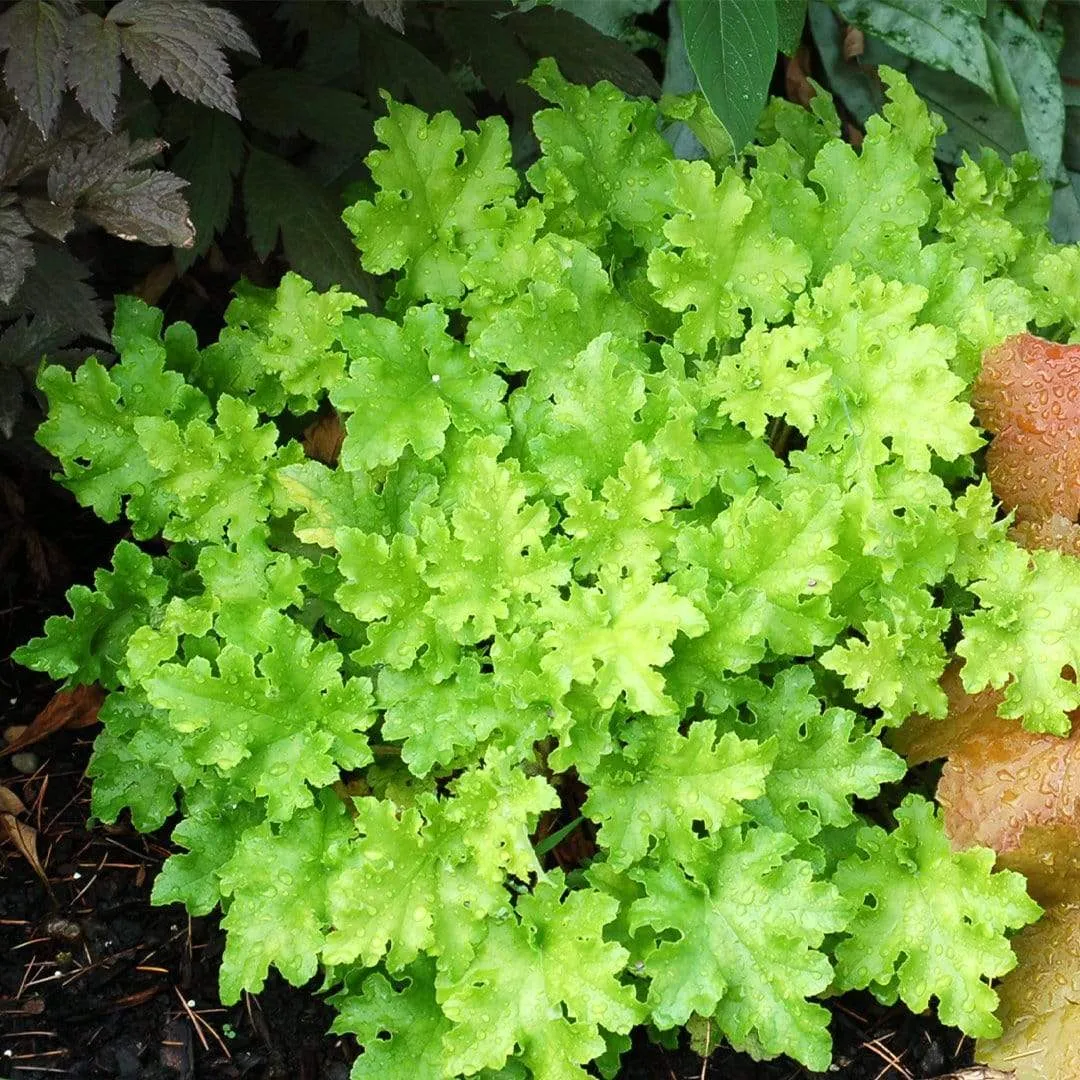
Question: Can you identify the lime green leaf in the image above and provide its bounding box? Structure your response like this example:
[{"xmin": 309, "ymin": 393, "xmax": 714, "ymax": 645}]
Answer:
[
  {"xmin": 378, "ymin": 655, "xmax": 546, "ymax": 776},
  {"xmin": 439, "ymin": 872, "xmax": 643, "ymax": 1080},
  {"xmin": 136, "ymin": 395, "xmax": 283, "ymax": 543},
  {"xmin": 468, "ymin": 235, "xmax": 645, "ymax": 373},
  {"xmin": 705, "ymin": 321, "xmax": 830, "ymax": 438},
  {"xmin": 14, "ymin": 541, "xmax": 170, "ymax": 689},
  {"xmin": 539, "ymin": 567, "xmax": 706, "ymax": 715},
  {"xmin": 218, "ymin": 793, "xmax": 354, "ymax": 1003},
  {"xmin": 144, "ymin": 622, "xmax": 374, "ymax": 820},
  {"xmin": 36, "ymin": 298, "xmax": 210, "ymax": 533},
  {"xmin": 670, "ymin": 477, "xmax": 846, "ymax": 675},
  {"xmin": 723, "ymin": 668, "xmax": 906, "ymax": 846},
  {"xmin": 343, "ymin": 98, "xmax": 522, "ymax": 305},
  {"xmin": 521, "ymin": 333, "xmax": 649, "ymax": 494},
  {"xmin": 832, "ymin": 795, "xmax": 1041, "ymax": 1037},
  {"xmin": 647, "ymin": 161, "xmax": 811, "ymax": 354},
  {"xmin": 629, "ymin": 829, "xmax": 849, "ymax": 1070},
  {"xmin": 526, "ymin": 57, "xmax": 674, "ymax": 249},
  {"xmin": 329, "ymin": 961, "xmax": 453, "ymax": 1080},
  {"xmin": 332, "ymin": 306, "xmax": 507, "ymax": 471},
  {"xmin": 152, "ymin": 795, "xmax": 262, "ymax": 915},
  {"xmin": 209, "ymin": 272, "xmax": 362, "ymax": 412},
  {"xmin": 425, "ymin": 435, "xmax": 569, "ymax": 641},
  {"xmin": 583, "ymin": 716, "xmax": 774, "ymax": 869},
  {"xmin": 323, "ymin": 755, "xmax": 557, "ymax": 971},
  {"xmin": 958, "ymin": 542, "xmax": 1080, "ymax": 734},
  {"xmin": 563, "ymin": 442, "xmax": 675, "ymax": 577},
  {"xmin": 89, "ymin": 691, "xmax": 197, "ymax": 831},
  {"xmin": 797, "ymin": 266, "xmax": 982, "ymax": 471}
]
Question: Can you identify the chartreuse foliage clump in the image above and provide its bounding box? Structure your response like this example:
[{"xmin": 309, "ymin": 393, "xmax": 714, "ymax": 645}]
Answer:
[{"xmin": 23, "ymin": 59, "xmax": 1080, "ymax": 1076}]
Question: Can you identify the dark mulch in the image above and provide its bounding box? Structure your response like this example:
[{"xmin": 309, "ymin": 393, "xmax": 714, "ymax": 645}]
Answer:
[{"xmin": 0, "ymin": 474, "xmax": 976, "ymax": 1080}]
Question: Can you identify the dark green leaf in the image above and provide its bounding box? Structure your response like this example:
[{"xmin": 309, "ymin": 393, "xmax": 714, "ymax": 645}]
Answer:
[
  {"xmin": 777, "ymin": 0, "xmax": 809, "ymax": 55},
  {"xmin": 0, "ymin": 361, "xmax": 23, "ymax": 438},
  {"xmin": 355, "ymin": 25, "xmax": 477, "ymax": 125},
  {"xmin": 66, "ymin": 12, "xmax": 122, "ymax": 129},
  {"xmin": 0, "ymin": 200, "xmax": 33, "ymax": 303},
  {"xmin": 0, "ymin": 0, "xmax": 69, "ymax": 134},
  {"xmin": 675, "ymin": 0, "xmax": 778, "ymax": 152},
  {"xmin": 551, "ymin": 0, "xmax": 663, "ymax": 38},
  {"xmin": 9, "ymin": 242, "xmax": 107, "ymax": 342},
  {"xmin": 242, "ymin": 148, "xmax": 372, "ymax": 298},
  {"xmin": 831, "ymin": 0, "xmax": 996, "ymax": 98},
  {"xmin": 20, "ymin": 196, "xmax": 76, "ymax": 240},
  {"xmin": 84, "ymin": 167, "xmax": 194, "ymax": 248},
  {"xmin": 509, "ymin": 5, "xmax": 661, "ymax": 99},
  {"xmin": 433, "ymin": 6, "xmax": 539, "ymax": 117},
  {"xmin": 1016, "ymin": 0, "xmax": 1047, "ymax": 25},
  {"xmin": 108, "ymin": 0, "xmax": 257, "ymax": 118},
  {"xmin": 166, "ymin": 104, "xmax": 244, "ymax": 269},
  {"xmin": 986, "ymin": 5, "xmax": 1064, "ymax": 180},
  {"xmin": 237, "ymin": 69, "xmax": 374, "ymax": 148}
]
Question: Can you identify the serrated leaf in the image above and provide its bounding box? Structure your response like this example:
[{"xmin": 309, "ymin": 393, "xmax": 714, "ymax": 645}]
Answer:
[
  {"xmin": 0, "ymin": 201, "xmax": 33, "ymax": 303},
  {"xmin": 583, "ymin": 715, "xmax": 774, "ymax": 869},
  {"xmin": 14, "ymin": 242, "xmax": 107, "ymax": 341},
  {"xmin": 243, "ymin": 148, "xmax": 369, "ymax": 295},
  {"xmin": 84, "ymin": 165, "xmax": 194, "ymax": 247},
  {"xmin": 438, "ymin": 873, "xmax": 642, "ymax": 1080},
  {"xmin": 833, "ymin": 795, "xmax": 1041, "ymax": 1037},
  {"xmin": 166, "ymin": 103, "xmax": 244, "ymax": 268},
  {"xmin": 675, "ymin": 0, "xmax": 778, "ymax": 153},
  {"xmin": 237, "ymin": 68, "xmax": 374, "ymax": 148},
  {"xmin": 0, "ymin": 0, "xmax": 69, "ymax": 133},
  {"xmin": 46, "ymin": 131, "xmax": 195, "ymax": 247},
  {"xmin": 108, "ymin": 0, "xmax": 256, "ymax": 118},
  {"xmin": 65, "ymin": 12, "xmax": 122, "ymax": 128},
  {"xmin": 629, "ymin": 828, "xmax": 849, "ymax": 1070}
]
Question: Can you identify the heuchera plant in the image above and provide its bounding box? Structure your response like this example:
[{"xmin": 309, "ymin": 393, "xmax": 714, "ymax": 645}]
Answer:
[{"xmin": 17, "ymin": 60, "xmax": 1080, "ymax": 1077}]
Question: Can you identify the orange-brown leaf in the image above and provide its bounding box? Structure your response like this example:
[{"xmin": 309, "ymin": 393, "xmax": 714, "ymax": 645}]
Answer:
[
  {"xmin": 1, "ymin": 684, "xmax": 104, "ymax": 758},
  {"xmin": 1010, "ymin": 514, "xmax": 1080, "ymax": 558},
  {"xmin": 891, "ymin": 662, "xmax": 1080, "ymax": 905},
  {"xmin": 976, "ymin": 902, "xmax": 1080, "ymax": 1078},
  {"xmin": 972, "ymin": 333, "xmax": 1080, "ymax": 522}
]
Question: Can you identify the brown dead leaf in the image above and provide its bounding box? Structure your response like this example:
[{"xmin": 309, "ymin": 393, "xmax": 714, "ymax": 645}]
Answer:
[
  {"xmin": 0, "ymin": 783, "xmax": 26, "ymax": 815},
  {"xmin": 303, "ymin": 410, "xmax": 345, "ymax": 465},
  {"xmin": 0, "ymin": 808, "xmax": 50, "ymax": 890},
  {"xmin": 1, "ymin": 684, "xmax": 105, "ymax": 758},
  {"xmin": 784, "ymin": 45, "xmax": 815, "ymax": 108},
  {"xmin": 976, "ymin": 903, "xmax": 1080, "ymax": 1079},
  {"xmin": 842, "ymin": 24, "xmax": 865, "ymax": 60}
]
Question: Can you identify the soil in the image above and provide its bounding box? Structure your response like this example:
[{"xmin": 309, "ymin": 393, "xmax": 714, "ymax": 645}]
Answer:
[{"xmin": 0, "ymin": 470, "xmax": 978, "ymax": 1080}]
